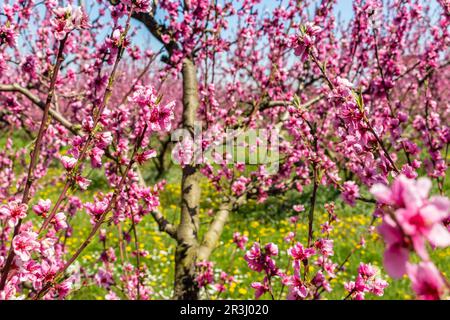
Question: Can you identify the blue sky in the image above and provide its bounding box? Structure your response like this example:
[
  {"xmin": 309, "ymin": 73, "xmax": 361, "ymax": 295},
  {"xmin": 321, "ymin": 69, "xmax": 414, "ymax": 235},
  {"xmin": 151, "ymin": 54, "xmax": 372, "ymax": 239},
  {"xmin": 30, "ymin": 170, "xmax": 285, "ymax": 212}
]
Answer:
[
  {"xmin": 57, "ymin": 0, "xmax": 440, "ymax": 56},
  {"xmin": 130, "ymin": 0, "xmax": 358, "ymax": 53}
]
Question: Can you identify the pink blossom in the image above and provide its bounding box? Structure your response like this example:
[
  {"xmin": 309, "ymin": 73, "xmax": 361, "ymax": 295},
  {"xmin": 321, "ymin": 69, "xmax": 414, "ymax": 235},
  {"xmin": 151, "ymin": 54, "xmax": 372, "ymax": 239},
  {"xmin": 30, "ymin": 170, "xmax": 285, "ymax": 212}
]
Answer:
[
  {"xmin": 264, "ymin": 243, "xmax": 279, "ymax": 256},
  {"xmin": 284, "ymin": 231, "xmax": 295, "ymax": 243},
  {"xmin": 321, "ymin": 221, "xmax": 333, "ymax": 234},
  {"xmin": 231, "ymin": 177, "xmax": 250, "ymax": 196},
  {"xmin": 105, "ymin": 291, "xmax": 120, "ymax": 300},
  {"xmin": 287, "ymin": 281, "xmax": 309, "ymax": 300},
  {"xmin": 56, "ymin": 278, "xmax": 75, "ymax": 299},
  {"xmin": 85, "ymin": 198, "xmax": 109, "ymax": 221},
  {"xmin": 161, "ymin": 34, "xmax": 171, "ymax": 44},
  {"xmin": 371, "ymin": 175, "xmax": 450, "ymax": 278},
  {"xmin": 95, "ymin": 132, "xmax": 113, "ymax": 149},
  {"xmin": 406, "ymin": 262, "xmax": 446, "ymax": 300},
  {"xmin": 288, "ymin": 242, "xmax": 315, "ymax": 261},
  {"xmin": 135, "ymin": 149, "xmax": 157, "ymax": 165},
  {"xmin": 129, "ymin": 85, "xmax": 157, "ymax": 108},
  {"xmin": 90, "ymin": 147, "xmax": 104, "ymax": 168},
  {"xmin": 40, "ymin": 237, "xmax": 57, "ymax": 258},
  {"xmin": 291, "ymin": 22, "xmax": 322, "ymax": 61},
  {"xmin": 32, "ymin": 199, "xmax": 51, "ymax": 217},
  {"xmin": 289, "ymin": 216, "xmax": 299, "ymax": 224},
  {"xmin": 0, "ymin": 200, "xmax": 28, "ymax": 228},
  {"xmin": 123, "ymin": 0, "xmax": 152, "ymax": 13},
  {"xmin": 345, "ymin": 263, "xmax": 388, "ymax": 300},
  {"xmin": 251, "ymin": 279, "xmax": 270, "ymax": 299},
  {"xmin": 51, "ymin": 5, "xmax": 89, "ymax": 40},
  {"xmin": 129, "ymin": 85, "xmax": 175, "ymax": 131},
  {"xmin": 195, "ymin": 261, "xmax": 214, "ymax": 288},
  {"xmin": 75, "ymin": 176, "xmax": 91, "ymax": 190},
  {"xmin": 99, "ymin": 229, "xmax": 107, "ymax": 242},
  {"xmin": 53, "ymin": 212, "xmax": 68, "ymax": 231},
  {"xmin": 172, "ymin": 137, "xmax": 194, "ymax": 166},
  {"xmin": 232, "ymin": 232, "xmax": 248, "ymax": 250},
  {"xmin": 148, "ymin": 101, "xmax": 175, "ymax": 132},
  {"xmin": 244, "ymin": 242, "xmax": 278, "ymax": 275},
  {"xmin": 314, "ymin": 239, "xmax": 334, "ymax": 257},
  {"xmin": 60, "ymin": 156, "xmax": 77, "ymax": 171},
  {"xmin": 378, "ymin": 215, "xmax": 410, "ymax": 278},
  {"xmin": 312, "ymin": 271, "xmax": 331, "ymax": 292},
  {"xmin": 286, "ymin": 266, "xmax": 310, "ymax": 300},
  {"xmin": 341, "ymin": 181, "xmax": 359, "ymax": 206},
  {"xmin": 0, "ymin": 24, "xmax": 17, "ymax": 47},
  {"xmin": 94, "ymin": 268, "xmax": 115, "ymax": 289},
  {"xmin": 12, "ymin": 231, "xmax": 39, "ymax": 262}
]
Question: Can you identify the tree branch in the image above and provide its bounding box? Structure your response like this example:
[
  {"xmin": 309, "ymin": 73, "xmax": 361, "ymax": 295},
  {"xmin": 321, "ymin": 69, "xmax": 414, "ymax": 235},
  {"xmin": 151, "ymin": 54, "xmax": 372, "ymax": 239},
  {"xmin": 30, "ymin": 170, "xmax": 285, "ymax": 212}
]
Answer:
[
  {"xmin": 0, "ymin": 83, "xmax": 76, "ymax": 134},
  {"xmin": 257, "ymin": 94, "xmax": 325, "ymax": 111},
  {"xmin": 150, "ymin": 209, "xmax": 177, "ymax": 239},
  {"xmin": 197, "ymin": 200, "xmax": 233, "ymax": 261}
]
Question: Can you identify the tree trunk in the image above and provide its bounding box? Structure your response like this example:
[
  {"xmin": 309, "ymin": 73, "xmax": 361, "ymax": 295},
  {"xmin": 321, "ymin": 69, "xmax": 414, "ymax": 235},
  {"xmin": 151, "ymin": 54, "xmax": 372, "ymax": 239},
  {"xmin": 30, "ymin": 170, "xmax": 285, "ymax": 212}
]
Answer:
[{"xmin": 173, "ymin": 58, "xmax": 201, "ymax": 300}]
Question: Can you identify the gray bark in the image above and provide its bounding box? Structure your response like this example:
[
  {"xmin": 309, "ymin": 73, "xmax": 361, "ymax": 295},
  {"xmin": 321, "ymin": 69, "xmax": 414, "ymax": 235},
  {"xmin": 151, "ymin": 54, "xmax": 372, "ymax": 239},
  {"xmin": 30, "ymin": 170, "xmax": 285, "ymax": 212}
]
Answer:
[{"xmin": 173, "ymin": 58, "xmax": 202, "ymax": 300}]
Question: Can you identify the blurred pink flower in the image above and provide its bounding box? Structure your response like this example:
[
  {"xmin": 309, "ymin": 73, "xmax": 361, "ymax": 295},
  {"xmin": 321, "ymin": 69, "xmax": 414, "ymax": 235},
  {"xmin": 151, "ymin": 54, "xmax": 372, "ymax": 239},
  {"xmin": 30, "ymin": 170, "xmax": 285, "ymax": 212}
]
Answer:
[{"xmin": 406, "ymin": 262, "xmax": 446, "ymax": 300}]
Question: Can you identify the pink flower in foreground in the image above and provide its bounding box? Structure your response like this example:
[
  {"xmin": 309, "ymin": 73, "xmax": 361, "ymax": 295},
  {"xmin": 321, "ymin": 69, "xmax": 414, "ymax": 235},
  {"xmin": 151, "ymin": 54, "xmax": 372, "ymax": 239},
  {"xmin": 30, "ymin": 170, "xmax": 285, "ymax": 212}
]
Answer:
[
  {"xmin": 75, "ymin": 176, "xmax": 91, "ymax": 190},
  {"xmin": 0, "ymin": 201, "xmax": 28, "ymax": 228},
  {"xmin": 291, "ymin": 22, "xmax": 322, "ymax": 61},
  {"xmin": 135, "ymin": 149, "xmax": 157, "ymax": 165},
  {"xmin": 53, "ymin": 212, "xmax": 68, "ymax": 231},
  {"xmin": 85, "ymin": 198, "xmax": 109, "ymax": 221},
  {"xmin": 12, "ymin": 231, "xmax": 39, "ymax": 262},
  {"xmin": 264, "ymin": 243, "xmax": 278, "ymax": 256},
  {"xmin": 148, "ymin": 101, "xmax": 175, "ymax": 132},
  {"xmin": 251, "ymin": 278, "xmax": 270, "ymax": 299},
  {"xmin": 288, "ymin": 242, "xmax": 315, "ymax": 262},
  {"xmin": 377, "ymin": 216, "xmax": 410, "ymax": 278},
  {"xmin": 61, "ymin": 156, "xmax": 77, "ymax": 171},
  {"xmin": 314, "ymin": 239, "xmax": 334, "ymax": 257},
  {"xmin": 285, "ymin": 264, "xmax": 310, "ymax": 300},
  {"xmin": 287, "ymin": 279, "xmax": 309, "ymax": 300},
  {"xmin": 406, "ymin": 262, "xmax": 446, "ymax": 300},
  {"xmin": 371, "ymin": 175, "xmax": 450, "ymax": 278},
  {"xmin": 161, "ymin": 34, "xmax": 171, "ymax": 44},
  {"xmin": 51, "ymin": 5, "xmax": 89, "ymax": 40},
  {"xmin": 244, "ymin": 242, "xmax": 278, "ymax": 275},
  {"xmin": 89, "ymin": 147, "xmax": 104, "ymax": 168},
  {"xmin": 32, "ymin": 199, "xmax": 52, "ymax": 217}
]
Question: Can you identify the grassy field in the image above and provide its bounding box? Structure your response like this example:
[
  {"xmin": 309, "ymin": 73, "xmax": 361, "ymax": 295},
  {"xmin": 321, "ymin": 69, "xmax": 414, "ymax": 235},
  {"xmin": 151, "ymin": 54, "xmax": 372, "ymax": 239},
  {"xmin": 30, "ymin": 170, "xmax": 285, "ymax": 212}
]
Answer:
[
  {"xmin": 39, "ymin": 169, "xmax": 450, "ymax": 300},
  {"xmin": 2, "ymin": 131, "xmax": 449, "ymax": 300}
]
